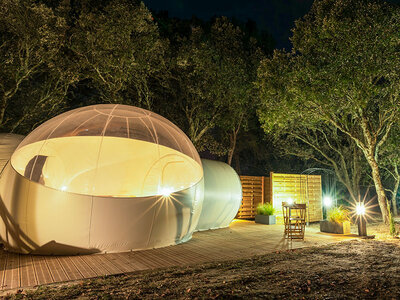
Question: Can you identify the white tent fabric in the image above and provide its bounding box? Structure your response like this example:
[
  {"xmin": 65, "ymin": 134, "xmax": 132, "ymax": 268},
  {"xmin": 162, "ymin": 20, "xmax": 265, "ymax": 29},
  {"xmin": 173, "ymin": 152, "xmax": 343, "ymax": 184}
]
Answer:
[
  {"xmin": 0, "ymin": 133, "xmax": 24, "ymax": 171},
  {"xmin": 0, "ymin": 104, "xmax": 204, "ymax": 254},
  {"xmin": 196, "ymin": 159, "xmax": 242, "ymax": 231}
]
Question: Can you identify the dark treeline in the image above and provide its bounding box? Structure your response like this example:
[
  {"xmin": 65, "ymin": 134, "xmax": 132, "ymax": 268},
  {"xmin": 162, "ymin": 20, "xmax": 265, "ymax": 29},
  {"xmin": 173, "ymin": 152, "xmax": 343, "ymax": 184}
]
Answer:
[
  {"xmin": 2, "ymin": 0, "xmax": 400, "ymax": 219},
  {"xmin": 0, "ymin": 0, "xmax": 304, "ymax": 176}
]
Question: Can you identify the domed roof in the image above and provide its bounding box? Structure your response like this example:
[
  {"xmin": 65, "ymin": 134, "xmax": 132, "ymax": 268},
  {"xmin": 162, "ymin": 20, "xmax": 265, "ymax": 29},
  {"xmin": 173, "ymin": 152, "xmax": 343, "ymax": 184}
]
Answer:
[{"xmin": 11, "ymin": 104, "xmax": 202, "ymax": 197}]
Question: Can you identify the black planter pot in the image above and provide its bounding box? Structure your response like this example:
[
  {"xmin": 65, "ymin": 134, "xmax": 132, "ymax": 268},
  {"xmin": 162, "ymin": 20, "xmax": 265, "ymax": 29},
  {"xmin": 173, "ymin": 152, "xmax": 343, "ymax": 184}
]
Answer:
[
  {"xmin": 255, "ymin": 214, "xmax": 276, "ymax": 225},
  {"xmin": 320, "ymin": 220, "xmax": 350, "ymax": 234}
]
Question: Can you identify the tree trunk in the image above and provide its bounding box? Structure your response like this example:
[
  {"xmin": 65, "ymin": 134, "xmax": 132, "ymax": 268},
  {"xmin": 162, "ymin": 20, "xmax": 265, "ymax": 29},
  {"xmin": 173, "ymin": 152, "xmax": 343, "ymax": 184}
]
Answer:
[
  {"xmin": 0, "ymin": 96, "xmax": 7, "ymax": 126},
  {"xmin": 367, "ymin": 155, "xmax": 389, "ymax": 223},
  {"xmin": 227, "ymin": 129, "xmax": 237, "ymax": 166},
  {"xmin": 392, "ymin": 196, "xmax": 398, "ymax": 216},
  {"xmin": 391, "ymin": 176, "xmax": 399, "ymax": 216}
]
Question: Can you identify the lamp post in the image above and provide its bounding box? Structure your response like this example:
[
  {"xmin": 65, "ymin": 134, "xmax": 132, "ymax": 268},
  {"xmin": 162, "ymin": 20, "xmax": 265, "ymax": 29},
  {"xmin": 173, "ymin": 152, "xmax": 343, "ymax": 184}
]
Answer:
[
  {"xmin": 356, "ymin": 202, "xmax": 367, "ymax": 236},
  {"xmin": 322, "ymin": 195, "xmax": 333, "ymax": 219}
]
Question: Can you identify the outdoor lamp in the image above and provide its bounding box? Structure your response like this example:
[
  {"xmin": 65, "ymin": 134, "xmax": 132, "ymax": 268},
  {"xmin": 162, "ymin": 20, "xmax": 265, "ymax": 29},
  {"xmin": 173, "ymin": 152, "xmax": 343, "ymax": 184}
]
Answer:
[
  {"xmin": 323, "ymin": 195, "xmax": 332, "ymax": 208},
  {"xmin": 356, "ymin": 202, "xmax": 366, "ymax": 216},
  {"xmin": 160, "ymin": 186, "xmax": 174, "ymax": 197},
  {"xmin": 356, "ymin": 202, "xmax": 367, "ymax": 236}
]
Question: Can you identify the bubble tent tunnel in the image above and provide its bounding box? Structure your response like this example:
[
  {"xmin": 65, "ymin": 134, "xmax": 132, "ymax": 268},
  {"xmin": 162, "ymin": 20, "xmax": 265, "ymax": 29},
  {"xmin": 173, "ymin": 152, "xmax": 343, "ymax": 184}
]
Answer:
[{"xmin": 0, "ymin": 105, "xmax": 242, "ymax": 255}]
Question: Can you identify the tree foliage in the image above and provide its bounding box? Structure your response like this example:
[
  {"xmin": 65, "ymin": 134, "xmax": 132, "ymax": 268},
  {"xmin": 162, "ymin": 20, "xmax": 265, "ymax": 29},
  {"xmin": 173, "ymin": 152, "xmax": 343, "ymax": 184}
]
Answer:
[
  {"xmin": 69, "ymin": 0, "xmax": 167, "ymax": 108},
  {"xmin": 257, "ymin": 0, "xmax": 400, "ymax": 222},
  {"xmin": 0, "ymin": 0, "xmax": 78, "ymax": 133},
  {"xmin": 159, "ymin": 17, "xmax": 263, "ymax": 158},
  {"xmin": 0, "ymin": 0, "xmax": 275, "ymax": 175}
]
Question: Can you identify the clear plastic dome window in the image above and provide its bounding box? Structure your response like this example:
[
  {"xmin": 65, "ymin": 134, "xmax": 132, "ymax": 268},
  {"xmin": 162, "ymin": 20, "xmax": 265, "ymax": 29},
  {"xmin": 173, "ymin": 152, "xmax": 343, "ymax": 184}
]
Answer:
[{"xmin": 11, "ymin": 104, "xmax": 203, "ymax": 197}]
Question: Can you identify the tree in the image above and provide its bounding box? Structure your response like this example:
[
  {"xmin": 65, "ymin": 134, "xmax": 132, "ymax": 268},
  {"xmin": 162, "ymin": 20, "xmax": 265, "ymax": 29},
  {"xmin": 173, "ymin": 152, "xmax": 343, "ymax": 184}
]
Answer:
[
  {"xmin": 380, "ymin": 125, "xmax": 400, "ymax": 215},
  {"xmin": 69, "ymin": 0, "xmax": 166, "ymax": 108},
  {"xmin": 0, "ymin": 0, "xmax": 78, "ymax": 133},
  {"xmin": 210, "ymin": 18, "xmax": 264, "ymax": 165},
  {"xmin": 159, "ymin": 17, "xmax": 263, "ymax": 158},
  {"xmin": 257, "ymin": 0, "xmax": 400, "ymax": 223}
]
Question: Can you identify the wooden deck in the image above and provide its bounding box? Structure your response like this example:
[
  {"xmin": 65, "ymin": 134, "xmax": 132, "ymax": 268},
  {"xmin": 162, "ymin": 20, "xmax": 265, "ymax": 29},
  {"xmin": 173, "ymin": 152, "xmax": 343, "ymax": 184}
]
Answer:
[{"xmin": 0, "ymin": 220, "xmax": 355, "ymax": 291}]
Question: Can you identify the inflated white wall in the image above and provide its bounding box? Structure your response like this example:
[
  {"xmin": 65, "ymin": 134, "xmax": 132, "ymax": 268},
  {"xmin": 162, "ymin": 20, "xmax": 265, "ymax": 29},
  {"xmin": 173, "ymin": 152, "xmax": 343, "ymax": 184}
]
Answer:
[
  {"xmin": 0, "ymin": 104, "xmax": 205, "ymax": 254},
  {"xmin": 196, "ymin": 159, "xmax": 242, "ymax": 231},
  {"xmin": 0, "ymin": 163, "xmax": 203, "ymax": 254}
]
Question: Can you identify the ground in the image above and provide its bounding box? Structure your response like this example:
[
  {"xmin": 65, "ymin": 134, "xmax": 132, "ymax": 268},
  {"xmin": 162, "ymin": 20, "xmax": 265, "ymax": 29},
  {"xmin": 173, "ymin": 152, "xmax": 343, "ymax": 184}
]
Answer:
[{"xmin": 2, "ymin": 223, "xmax": 400, "ymax": 299}]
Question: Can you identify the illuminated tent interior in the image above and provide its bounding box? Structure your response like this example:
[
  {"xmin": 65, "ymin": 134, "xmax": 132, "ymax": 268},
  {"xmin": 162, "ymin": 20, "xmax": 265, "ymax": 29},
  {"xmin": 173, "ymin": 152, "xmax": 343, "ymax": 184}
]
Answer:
[
  {"xmin": 0, "ymin": 104, "xmax": 204, "ymax": 254},
  {"xmin": 196, "ymin": 159, "xmax": 242, "ymax": 231}
]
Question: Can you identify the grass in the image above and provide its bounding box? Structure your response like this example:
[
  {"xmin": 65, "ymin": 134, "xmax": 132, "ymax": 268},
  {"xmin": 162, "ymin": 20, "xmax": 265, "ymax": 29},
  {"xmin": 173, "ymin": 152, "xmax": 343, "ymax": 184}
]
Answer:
[
  {"xmin": 256, "ymin": 203, "xmax": 275, "ymax": 215},
  {"xmin": 327, "ymin": 206, "xmax": 351, "ymax": 223}
]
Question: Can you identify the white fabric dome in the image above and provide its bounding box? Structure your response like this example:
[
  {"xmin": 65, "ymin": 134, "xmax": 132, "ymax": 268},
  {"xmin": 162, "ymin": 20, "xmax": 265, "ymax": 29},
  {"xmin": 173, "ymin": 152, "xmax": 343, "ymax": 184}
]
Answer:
[
  {"xmin": 11, "ymin": 104, "xmax": 202, "ymax": 197},
  {"xmin": 196, "ymin": 159, "xmax": 242, "ymax": 231},
  {"xmin": 0, "ymin": 105, "xmax": 204, "ymax": 254}
]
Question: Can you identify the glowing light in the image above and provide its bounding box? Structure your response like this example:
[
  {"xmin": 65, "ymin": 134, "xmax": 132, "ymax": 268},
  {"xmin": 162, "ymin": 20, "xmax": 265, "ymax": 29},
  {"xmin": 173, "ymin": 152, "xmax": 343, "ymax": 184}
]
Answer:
[
  {"xmin": 61, "ymin": 186, "xmax": 67, "ymax": 191},
  {"xmin": 356, "ymin": 202, "xmax": 366, "ymax": 215},
  {"xmin": 160, "ymin": 186, "xmax": 174, "ymax": 197},
  {"xmin": 323, "ymin": 195, "xmax": 332, "ymax": 207},
  {"xmin": 287, "ymin": 198, "xmax": 294, "ymax": 205}
]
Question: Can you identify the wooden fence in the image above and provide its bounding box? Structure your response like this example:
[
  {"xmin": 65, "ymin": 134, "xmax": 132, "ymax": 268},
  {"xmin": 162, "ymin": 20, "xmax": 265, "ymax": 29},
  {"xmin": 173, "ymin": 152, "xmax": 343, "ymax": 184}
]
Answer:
[{"xmin": 238, "ymin": 172, "xmax": 322, "ymax": 223}]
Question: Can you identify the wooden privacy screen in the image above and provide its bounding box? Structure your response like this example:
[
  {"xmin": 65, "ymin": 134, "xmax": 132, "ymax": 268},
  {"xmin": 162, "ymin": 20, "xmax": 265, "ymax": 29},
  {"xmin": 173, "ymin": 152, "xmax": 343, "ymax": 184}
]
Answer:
[{"xmin": 238, "ymin": 172, "xmax": 323, "ymax": 223}]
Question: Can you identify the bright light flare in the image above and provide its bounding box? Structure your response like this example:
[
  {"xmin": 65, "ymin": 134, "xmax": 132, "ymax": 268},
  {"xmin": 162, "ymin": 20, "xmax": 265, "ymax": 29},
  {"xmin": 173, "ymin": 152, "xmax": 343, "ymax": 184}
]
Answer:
[
  {"xmin": 349, "ymin": 188, "xmax": 379, "ymax": 223},
  {"xmin": 61, "ymin": 185, "xmax": 67, "ymax": 191},
  {"xmin": 323, "ymin": 195, "xmax": 333, "ymax": 208},
  {"xmin": 287, "ymin": 198, "xmax": 294, "ymax": 205},
  {"xmin": 356, "ymin": 202, "xmax": 366, "ymax": 215},
  {"xmin": 160, "ymin": 186, "xmax": 174, "ymax": 197}
]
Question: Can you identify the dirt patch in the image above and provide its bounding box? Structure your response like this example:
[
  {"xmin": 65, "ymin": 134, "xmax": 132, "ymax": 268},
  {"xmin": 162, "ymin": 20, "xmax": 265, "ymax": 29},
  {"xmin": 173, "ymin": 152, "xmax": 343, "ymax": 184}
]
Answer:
[{"xmin": 3, "ymin": 237, "xmax": 400, "ymax": 299}]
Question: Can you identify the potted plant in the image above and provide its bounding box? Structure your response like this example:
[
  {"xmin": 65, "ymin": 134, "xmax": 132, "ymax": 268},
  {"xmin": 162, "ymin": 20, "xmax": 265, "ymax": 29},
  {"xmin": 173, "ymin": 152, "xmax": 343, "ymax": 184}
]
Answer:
[
  {"xmin": 255, "ymin": 203, "xmax": 276, "ymax": 225},
  {"xmin": 320, "ymin": 206, "xmax": 351, "ymax": 234}
]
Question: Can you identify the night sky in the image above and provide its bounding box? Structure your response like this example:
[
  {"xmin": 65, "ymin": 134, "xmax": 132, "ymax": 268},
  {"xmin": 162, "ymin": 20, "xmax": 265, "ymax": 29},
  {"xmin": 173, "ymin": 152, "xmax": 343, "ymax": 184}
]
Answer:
[{"xmin": 143, "ymin": 0, "xmax": 400, "ymax": 49}]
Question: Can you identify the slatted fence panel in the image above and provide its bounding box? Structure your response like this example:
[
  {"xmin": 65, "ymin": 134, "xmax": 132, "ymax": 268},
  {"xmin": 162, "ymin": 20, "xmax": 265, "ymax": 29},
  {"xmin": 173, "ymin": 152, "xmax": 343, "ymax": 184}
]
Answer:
[
  {"xmin": 237, "ymin": 173, "xmax": 322, "ymax": 223},
  {"xmin": 271, "ymin": 173, "xmax": 322, "ymax": 223},
  {"xmin": 238, "ymin": 176, "xmax": 264, "ymax": 219}
]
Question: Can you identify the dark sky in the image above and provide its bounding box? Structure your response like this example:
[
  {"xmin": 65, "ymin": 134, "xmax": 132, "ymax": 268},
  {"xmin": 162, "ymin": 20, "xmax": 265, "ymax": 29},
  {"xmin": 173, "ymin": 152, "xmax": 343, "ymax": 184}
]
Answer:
[
  {"xmin": 142, "ymin": 0, "xmax": 313, "ymax": 49},
  {"xmin": 143, "ymin": 0, "xmax": 400, "ymax": 49}
]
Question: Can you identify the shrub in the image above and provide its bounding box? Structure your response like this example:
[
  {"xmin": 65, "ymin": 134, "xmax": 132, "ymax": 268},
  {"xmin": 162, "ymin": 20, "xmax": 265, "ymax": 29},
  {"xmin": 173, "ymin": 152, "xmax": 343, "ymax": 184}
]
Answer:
[
  {"xmin": 256, "ymin": 203, "xmax": 275, "ymax": 216},
  {"xmin": 327, "ymin": 206, "xmax": 350, "ymax": 223}
]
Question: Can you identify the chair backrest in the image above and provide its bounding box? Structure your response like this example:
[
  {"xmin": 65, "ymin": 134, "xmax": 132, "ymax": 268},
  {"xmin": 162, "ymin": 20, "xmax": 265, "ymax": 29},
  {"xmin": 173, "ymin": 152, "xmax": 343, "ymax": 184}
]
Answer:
[
  {"xmin": 292, "ymin": 203, "xmax": 306, "ymax": 220},
  {"xmin": 282, "ymin": 202, "xmax": 307, "ymax": 220}
]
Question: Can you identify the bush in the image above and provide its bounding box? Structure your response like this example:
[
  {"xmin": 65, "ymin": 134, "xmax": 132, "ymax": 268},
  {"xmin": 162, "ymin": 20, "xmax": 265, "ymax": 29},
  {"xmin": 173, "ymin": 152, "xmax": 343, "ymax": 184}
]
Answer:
[
  {"xmin": 327, "ymin": 206, "xmax": 350, "ymax": 223},
  {"xmin": 256, "ymin": 203, "xmax": 275, "ymax": 216}
]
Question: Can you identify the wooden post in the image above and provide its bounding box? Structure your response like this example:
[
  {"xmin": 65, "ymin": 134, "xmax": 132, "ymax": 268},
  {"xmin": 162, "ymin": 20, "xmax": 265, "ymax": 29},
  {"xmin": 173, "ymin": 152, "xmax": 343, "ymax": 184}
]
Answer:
[
  {"xmin": 261, "ymin": 176, "xmax": 265, "ymax": 204},
  {"xmin": 269, "ymin": 172, "xmax": 273, "ymax": 206}
]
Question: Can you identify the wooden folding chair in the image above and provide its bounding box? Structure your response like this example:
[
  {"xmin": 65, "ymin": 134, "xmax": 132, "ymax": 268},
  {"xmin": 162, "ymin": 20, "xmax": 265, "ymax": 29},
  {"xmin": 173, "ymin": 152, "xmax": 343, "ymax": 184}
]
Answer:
[{"xmin": 282, "ymin": 202, "xmax": 306, "ymax": 240}]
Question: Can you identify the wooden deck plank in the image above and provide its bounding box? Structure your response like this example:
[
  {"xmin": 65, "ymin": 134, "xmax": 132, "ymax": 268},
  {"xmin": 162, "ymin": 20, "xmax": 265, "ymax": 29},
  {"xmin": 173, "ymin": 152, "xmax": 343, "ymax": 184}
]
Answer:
[
  {"xmin": 32, "ymin": 256, "xmax": 53, "ymax": 285},
  {"xmin": 121, "ymin": 251, "xmax": 162, "ymax": 269},
  {"xmin": 0, "ymin": 221, "xmax": 356, "ymax": 292},
  {"xmin": 79, "ymin": 255, "xmax": 110, "ymax": 276},
  {"xmin": 68, "ymin": 256, "xmax": 97, "ymax": 278},
  {"xmin": 45, "ymin": 256, "xmax": 68, "ymax": 283},
  {"xmin": 19, "ymin": 255, "xmax": 37, "ymax": 288},
  {"xmin": 90, "ymin": 254, "xmax": 123, "ymax": 275},
  {"xmin": 113, "ymin": 252, "xmax": 148, "ymax": 272},
  {"xmin": 125, "ymin": 252, "xmax": 160, "ymax": 269},
  {"xmin": 102, "ymin": 253, "xmax": 133, "ymax": 273},
  {"xmin": 57, "ymin": 256, "xmax": 83, "ymax": 281},
  {"xmin": 3, "ymin": 253, "xmax": 19, "ymax": 290},
  {"xmin": 136, "ymin": 250, "xmax": 176, "ymax": 268},
  {"xmin": 0, "ymin": 251, "xmax": 8, "ymax": 290}
]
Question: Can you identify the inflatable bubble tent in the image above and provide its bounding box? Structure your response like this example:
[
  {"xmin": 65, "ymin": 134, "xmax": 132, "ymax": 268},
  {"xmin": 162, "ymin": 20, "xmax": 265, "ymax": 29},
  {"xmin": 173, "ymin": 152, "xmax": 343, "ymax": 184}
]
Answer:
[{"xmin": 0, "ymin": 104, "xmax": 204, "ymax": 254}]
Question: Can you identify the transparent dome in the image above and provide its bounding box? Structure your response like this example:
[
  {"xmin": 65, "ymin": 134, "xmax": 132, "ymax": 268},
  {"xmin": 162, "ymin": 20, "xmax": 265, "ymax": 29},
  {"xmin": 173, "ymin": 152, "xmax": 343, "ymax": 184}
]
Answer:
[{"xmin": 11, "ymin": 104, "xmax": 202, "ymax": 197}]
